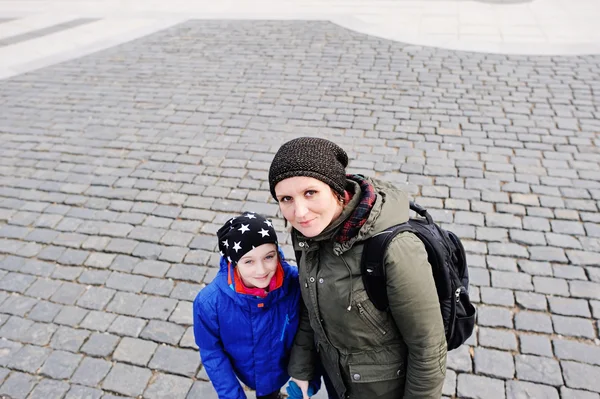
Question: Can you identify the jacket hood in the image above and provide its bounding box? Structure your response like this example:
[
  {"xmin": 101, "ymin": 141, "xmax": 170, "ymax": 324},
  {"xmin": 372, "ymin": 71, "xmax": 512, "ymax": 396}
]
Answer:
[{"xmin": 294, "ymin": 176, "xmax": 410, "ymax": 254}]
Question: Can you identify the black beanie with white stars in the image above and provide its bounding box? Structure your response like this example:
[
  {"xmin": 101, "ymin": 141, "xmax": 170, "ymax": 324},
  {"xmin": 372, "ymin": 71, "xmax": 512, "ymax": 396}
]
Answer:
[{"xmin": 217, "ymin": 213, "xmax": 278, "ymax": 265}]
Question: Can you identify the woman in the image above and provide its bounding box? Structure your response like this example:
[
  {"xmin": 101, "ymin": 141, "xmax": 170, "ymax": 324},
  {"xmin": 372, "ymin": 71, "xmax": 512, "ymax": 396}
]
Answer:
[{"xmin": 268, "ymin": 137, "xmax": 447, "ymax": 399}]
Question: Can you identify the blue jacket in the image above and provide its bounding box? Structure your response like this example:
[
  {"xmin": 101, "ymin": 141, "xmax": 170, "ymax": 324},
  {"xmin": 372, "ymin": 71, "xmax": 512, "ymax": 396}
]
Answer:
[{"xmin": 193, "ymin": 254, "xmax": 301, "ymax": 398}]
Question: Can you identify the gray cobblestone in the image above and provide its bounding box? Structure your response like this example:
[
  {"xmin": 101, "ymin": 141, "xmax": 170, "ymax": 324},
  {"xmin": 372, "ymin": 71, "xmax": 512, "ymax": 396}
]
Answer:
[
  {"xmin": 519, "ymin": 334, "xmax": 553, "ymax": 357},
  {"xmin": 102, "ymin": 363, "xmax": 152, "ymax": 397},
  {"xmin": 106, "ymin": 292, "xmax": 145, "ymax": 316},
  {"xmin": 137, "ymin": 296, "xmax": 177, "ymax": 320},
  {"xmin": 457, "ymin": 372, "xmax": 505, "ymax": 399},
  {"xmin": 570, "ymin": 280, "xmax": 600, "ymax": 300},
  {"xmin": 548, "ymin": 297, "xmax": 590, "ymax": 317},
  {"xmin": 553, "ymin": 339, "xmax": 600, "ymax": 366},
  {"xmin": 562, "ymin": 361, "xmax": 600, "ymax": 393},
  {"xmin": 28, "ymin": 301, "xmax": 62, "ymax": 322},
  {"xmin": 517, "ymin": 260, "xmax": 552, "ymax": 276},
  {"xmin": 529, "ymin": 246, "xmax": 568, "ymax": 262},
  {"xmin": 71, "ymin": 357, "xmax": 112, "ymax": 387},
  {"xmin": 142, "ymin": 278, "xmax": 174, "ymax": 296},
  {"xmin": 132, "ymin": 242, "xmax": 162, "ymax": 260},
  {"xmin": 65, "ymin": 384, "xmax": 103, "ymax": 399},
  {"xmin": 108, "ymin": 315, "xmax": 147, "ymax": 338},
  {"xmin": 52, "ymin": 265, "xmax": 83, "ymax": 281},
  {"xmin": 106, "ymin": 272, "xmax": 148, "ymax": 293},
  {"xmin": 552, "ymin": 315, "xmax": 595, "ymax": 338},
  {"xmin": 140, "ymin": 320, "xmax": 185, "ymax": 345},
  {"xmin": 560, "ymin": 387, "xmax": 600, "ymax": 399},
  {"xmin": 51, "ymin": 326, "xmax": 90, "ymax": 352},
  {"xmin": 515, "ymin": 311, "xmax": 553, "ymax": 333},
  {"xmin": 480, "ymin": 287, "xmax": 514, "ymax": 307},
  {"xmin": 474, "ymin": 347, "xmax": 514, "ymax": 379},
  {"xmin": 491, "ymin": 271, "xmax": 533, "ymax": 291},
  {"xmin": 80, "ymin": 311, "xmax": 118, "ymax": 332},
  {"xmin": 51, "ymin": 282, "xmax": 86, "ymax": 305},
  {"xmin": 78, "ymin": 270, "xmax": 111, "ymax": 286},
  {"xmin": 0, "ymin": 371, "xmax": 37, "ymax": 399},
  {"xmin": 54, "ymin": 306, "xmax": 88, "ymax": 326},
  {"xmin": 40, "ymin": 350, "xmax": 83, "ymax": 379},
  {"xmin": 533, "ymin": 276, "xmax": 569, "ymax": 296},
  {"xmin": 28, "ymin": 379, "xmax": 70, "ymax": 399},
  {"xmin": 0, "ymin": 273, "xmax": 36, "ymax": 293},
  {"xmin": 478, "ymin": 327, "xmax": 517, "ymax": 351},
  {"xmin": 76, "ymin": 287, "xmax": 116, "ymax": 310},
  {"xmin": 80, "ymin": 332, "xmax": 120, "ymax": 357},
  {"xmin": 515, "ymin": 354, "xmax": 563, "ymax": 386},
  {"xmin": 0, "ymin": 295, "xmax": 37, "ymax": 316},
  {"xmin": 148, "ymin": 345, "xmax": 200, "ymax": 377},
  {"xmin": 113, "ymin": 337, "xmax": 158, "ymax": 366},
  {"xmin": 22, "ymin": 322, "xmax": 58, "ymax": 346},
  {"xmin": 9, "ymin": 344, "xmax": 50, "ymax": 373},
  {"xmin": 506, "ymin": 380, "xmax": 559, "ymax": 399},
  {"xmin": 133, "ymin": 260, "xmax": 170, "ymax": 278},
  {"xmin": 84, "ymin": 253, "xmax": 116, "ymax": 269},
  {"xmin": 0, "ymin": 316, "xmax": 34, "ymax": 341},
  {"xmin": 0, "ymin": 339, "xmax": 22, "ymax": 367},
  {"xmin": 144, "ymin": 372, "xmax": 194, "ymax": 399}
]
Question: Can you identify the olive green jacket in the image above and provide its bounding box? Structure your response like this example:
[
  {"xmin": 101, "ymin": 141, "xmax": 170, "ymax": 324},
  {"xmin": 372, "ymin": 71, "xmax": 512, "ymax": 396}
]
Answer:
[{"xmin": 288, "ymin": 177, "xmax": 447, "ymax": 399}]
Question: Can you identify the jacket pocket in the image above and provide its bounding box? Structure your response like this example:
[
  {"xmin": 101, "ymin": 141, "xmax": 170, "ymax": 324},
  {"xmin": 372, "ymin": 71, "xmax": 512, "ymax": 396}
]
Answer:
[
  {"xmin": 348, "ymin": 360, "xmax": 404, "ymax": 384},
  {"xmin": 356, "ymin": 302, "xmax": 388, "ymax": 340}
]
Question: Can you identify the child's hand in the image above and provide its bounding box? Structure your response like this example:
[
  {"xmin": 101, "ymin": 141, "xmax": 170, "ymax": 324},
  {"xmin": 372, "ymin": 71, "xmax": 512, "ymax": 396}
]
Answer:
[{"xmin": 288, "ymin": 378, "xmax": 311, "ymax": 399}]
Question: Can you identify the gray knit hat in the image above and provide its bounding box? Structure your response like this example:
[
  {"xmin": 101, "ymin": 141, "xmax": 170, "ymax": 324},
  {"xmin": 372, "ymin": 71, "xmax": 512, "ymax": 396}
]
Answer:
[{"xmin": 269, "ymin": 137, "xmax": 348, "ymax": 200}]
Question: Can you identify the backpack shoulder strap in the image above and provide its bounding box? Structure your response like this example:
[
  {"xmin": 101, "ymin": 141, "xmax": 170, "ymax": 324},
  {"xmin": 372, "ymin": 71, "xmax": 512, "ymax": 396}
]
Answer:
[{"xmin": 361, "ymin": 223, "xmax": 414, "ymax": 311}]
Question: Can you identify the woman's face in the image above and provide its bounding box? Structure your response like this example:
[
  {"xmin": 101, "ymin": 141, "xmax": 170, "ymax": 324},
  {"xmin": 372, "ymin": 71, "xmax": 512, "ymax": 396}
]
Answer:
[
  {"xmin": 236, "ymin": 243, "xmax": 278, "ymax": 289},
  {"xmin": 275, "ymin": 176, "xmax": 343, "ymax": 238}
]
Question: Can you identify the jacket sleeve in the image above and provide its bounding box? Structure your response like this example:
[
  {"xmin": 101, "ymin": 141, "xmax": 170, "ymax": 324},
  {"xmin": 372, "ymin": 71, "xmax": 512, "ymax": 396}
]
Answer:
[
  {"xmin": 385, "ymin": 232, "xmax": 447, "ymax": 399},
  {"xmin": 193, "ymin": 297, "xmax": 246, "ymax": 399},
  {"xmin": 287, "ymin": 296, "xmax": 317, "ymax": 381}
]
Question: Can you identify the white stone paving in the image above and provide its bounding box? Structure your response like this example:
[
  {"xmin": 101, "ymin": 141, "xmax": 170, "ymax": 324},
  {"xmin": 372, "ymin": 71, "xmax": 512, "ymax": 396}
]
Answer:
[{"xmin": 0, "ymin": 0, "xmax": 600, "ymax": 79}]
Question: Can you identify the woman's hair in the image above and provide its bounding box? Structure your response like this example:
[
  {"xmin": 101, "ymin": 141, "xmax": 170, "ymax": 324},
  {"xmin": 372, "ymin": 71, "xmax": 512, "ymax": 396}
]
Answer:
[{"xmin": 268, "ymin": 137, "xmax": 348, "ymax": 200}]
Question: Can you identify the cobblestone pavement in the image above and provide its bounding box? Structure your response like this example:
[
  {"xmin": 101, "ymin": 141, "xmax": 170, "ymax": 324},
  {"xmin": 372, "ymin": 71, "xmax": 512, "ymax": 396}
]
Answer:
[{"xmin": 0, "ymin": 20, "xmax": 599, "ymax": 399}]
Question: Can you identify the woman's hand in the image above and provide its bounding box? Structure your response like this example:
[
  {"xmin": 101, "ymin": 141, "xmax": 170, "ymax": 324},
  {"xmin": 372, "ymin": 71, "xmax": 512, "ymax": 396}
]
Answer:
[{"xmin": 290, "ymin": 378, "xmax": 311, "ymax": 399}]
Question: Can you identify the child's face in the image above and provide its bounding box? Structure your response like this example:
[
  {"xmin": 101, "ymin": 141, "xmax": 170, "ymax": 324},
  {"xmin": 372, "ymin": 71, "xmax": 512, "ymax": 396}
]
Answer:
[{"xmin": 237, "ymin": 243, "xmax": 278, "ymax": 289}]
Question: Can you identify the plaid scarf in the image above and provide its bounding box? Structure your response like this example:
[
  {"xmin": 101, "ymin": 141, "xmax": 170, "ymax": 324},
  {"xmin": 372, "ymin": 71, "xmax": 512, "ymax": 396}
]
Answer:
[{"xmin": 335, "ymin": 175, "xmax": 377, "ymax": 244}]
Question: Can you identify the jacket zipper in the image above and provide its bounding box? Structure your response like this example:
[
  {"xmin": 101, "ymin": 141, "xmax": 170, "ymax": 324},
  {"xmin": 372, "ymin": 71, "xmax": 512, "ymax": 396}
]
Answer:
[
  {"xmin": 356, "ymin": 303, "xmax": 387, "ymax": 336},
  {"xmin": 280, "ymin": 314, "xmax": 289, "ymax": 341}
]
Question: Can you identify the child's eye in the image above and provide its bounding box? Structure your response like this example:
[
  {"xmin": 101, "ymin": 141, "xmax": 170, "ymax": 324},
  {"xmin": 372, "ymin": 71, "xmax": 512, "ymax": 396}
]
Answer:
[{"xmin": 244, "ymin": 259, "xmax": 253, "ymax": 264}]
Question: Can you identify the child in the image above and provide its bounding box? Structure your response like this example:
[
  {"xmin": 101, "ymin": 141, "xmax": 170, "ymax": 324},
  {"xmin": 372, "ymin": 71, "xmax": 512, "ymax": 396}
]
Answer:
[{"xmin": 193, "ymin": 212, "xmax": 311, "ymax": 399}]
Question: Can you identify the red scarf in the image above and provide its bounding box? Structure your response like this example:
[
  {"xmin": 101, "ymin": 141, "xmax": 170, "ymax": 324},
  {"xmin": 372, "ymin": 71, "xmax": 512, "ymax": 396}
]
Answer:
[{"xmin": 228, "ymin": 261, "xmax": 284, "ymax": 298}]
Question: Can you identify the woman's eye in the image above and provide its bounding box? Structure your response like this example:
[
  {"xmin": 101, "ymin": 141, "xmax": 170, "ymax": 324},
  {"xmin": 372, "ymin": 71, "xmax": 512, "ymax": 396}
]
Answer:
[
  {"xmin": 280, "ymin": 196, "xmax": 292, "ymax": 203},
  {"xmin": 265, "ymin": 255, "xmax": 275, "ymax": 260},
  {"xmin": 305, "ymin": 190, "xmax": 317, "ymax": 197},
  {"xmin": 244, "ymin": 259, "xmax": 253, "ymax": 264}
]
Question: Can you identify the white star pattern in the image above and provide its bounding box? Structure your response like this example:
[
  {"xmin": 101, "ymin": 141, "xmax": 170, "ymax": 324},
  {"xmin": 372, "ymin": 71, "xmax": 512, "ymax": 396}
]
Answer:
[
  {"xmin": 258, "ymin": 228, "xmax": 270, "ymax": 237},
  {"xmin": 233, "ymin": 241, "xmax": 242, "ymax": 252},
  {"xmin": 238, "ymin": 224, "xmax": 250, "ymax": 234},
  {"xmin": 219, "ymin": 250, "xmax": 224, "ymax": 256},
  {"xmin": 227, "ymin": 256, "xmax": 232, "ymax": 263},
  {"xmin": 246, "ymin": 213, "xmax": 256, "ymax": 219},
  {"xmin": 264, "ymin": 220, "xmax": 273, "ymax": 228},
  {"xmin": 222, "ymin": 239, "xmax": 229, "ymax": 248}
]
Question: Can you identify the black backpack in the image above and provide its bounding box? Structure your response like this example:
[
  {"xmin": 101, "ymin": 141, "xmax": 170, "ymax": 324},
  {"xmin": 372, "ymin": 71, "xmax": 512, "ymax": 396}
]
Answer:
[{"xmin": 361, "ymin": 202, "xmax": 475, "ymax": 350}]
